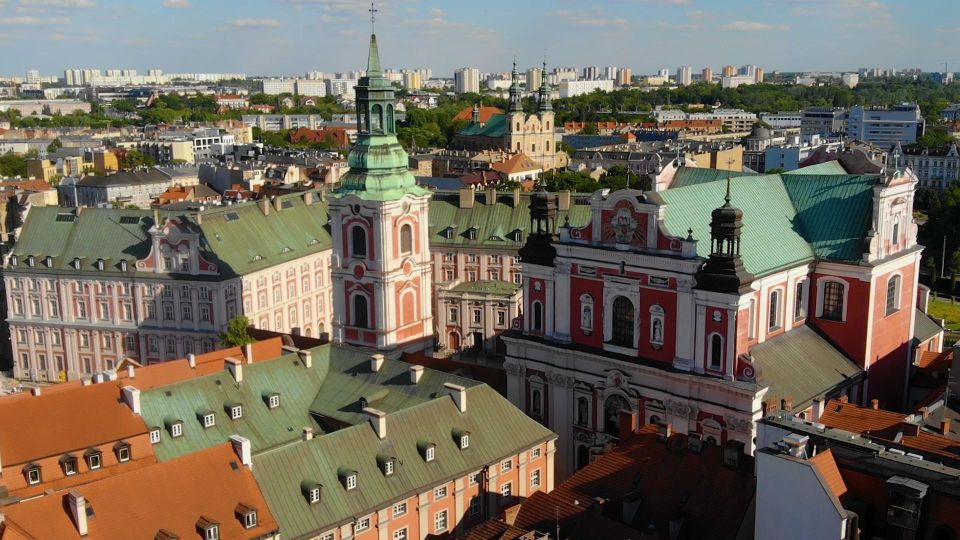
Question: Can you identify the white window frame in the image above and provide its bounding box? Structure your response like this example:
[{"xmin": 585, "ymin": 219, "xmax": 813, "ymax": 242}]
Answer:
[
  {"xmin": 530, "ymin": 447, "xmax": 542, "ymax": 460},
  {"xmin": 434, "ymin": 485, "xmax": 448, "ymax": 500},
  {"xmin": 26, "ymin": 467, "xmax": 41, "ymax": 485},
  {"xmin": 501, "ymin": 481, "xmax": 513, "ymax": 498},
  {"xmin": 355, "ymin": 516, "xmax": 371, "ymax": 532},
  {"xmin": 393, "ymin": 527, "xmax": 409, "ymax": 540},
  {"xmin": 501, "ymin": 459, "xmax": 513, "ymax": 472},
  {"xmin": 308, "ymin": 487, "xmax": 321, "ymax": 504},
  {"xmin": 117, "ymin": 445, "xmax": 131, "ymax": 462},
  {"xmin": 886, "ymin": 273, "xmax": 902, "ymax": 316},
  {"xmin": 425, "ymin": 446, "xmax": 435, "ymax": 462},
  {"xmin": 230, "ymin": 405, "xmax": 243, "ymax": 419},
  {"xmin": 243, "ymin": 511, "xmax": 258, "ymax": 529},
  {"xmin": 268, "ymin": 394, "xmax": 280, "ymax": 409},
  {"xmin": 460, "ymin": 434, "xmax": 470, "ymax": 449},
  {"xmin": 469, "ymin": 471, "xmax": 481, "ymax": 487},
  {"xmin": 530, "ymin": 468, "xmax": 541, "ymax": 489},
  {"xmin": 384, "ymin": 460, "xmax": 394, "ymax": 476},
  {"xmin": 205, "ymin": 524, "xmax": 220, "ymax": 540},
  {"xmin": 393, "ymin": 501, "xmax": 407, "ymax": 517},
  {"xmin": 434, "ymin": 509, "xmax": 448, "ymax": 533},
  {"xmin": 816, "ymin": 276, "xmax": 850, "ymax": 322},
  {"xmin": 88, "ymin": 452, "xmax": 101, "ymax": 470},
  {"xmin": 794, "ymin": 279, "xmax": 807, "ymax": 320},
  {"xmin": 171, "ymin": 422, "xmax": 183, "ymax": 438},
  {"xmin": 150, "ymin": 429, "xmax": 161, "ymax": 444},
  {"xmin": 346, "ymin": 473, "xmax": 358, "ymax": 491},
  {"xmin": 203, "ymin": 413, "xmax": 216, "ymax": 428}
]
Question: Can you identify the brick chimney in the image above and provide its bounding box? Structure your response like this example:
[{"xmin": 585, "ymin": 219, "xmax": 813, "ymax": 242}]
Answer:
[
  {"xmin": 370, "ymin": 354, "xmax": 385, "ymax": 373},
  {"xmin": 444, "ymin": 382, "xmax": 467, "ymax": 413},
  {"xmin": 363, "ymin": 407, "xmax": 387, "ymax": 439},
  {"xmin": 230, "ymin": 435, "xmax": 252, "ymax": 469},
  {"xmin": 458, "ymin": 187, "xmax": 475, "ymax": 209},
  {"xmin": 225, "ymin": 357, "xmax": 243, "ymax": 383},
  {"xmin": 409, "ymin": 365, "xmax": 424, "ymax": 384},
  {"xmin": 870, "ymin": 399, "xmax": 879, "ymax": 410},
  {"xmin": 941, "ymin": 418, "xmax": 952, "ymax": 435}
]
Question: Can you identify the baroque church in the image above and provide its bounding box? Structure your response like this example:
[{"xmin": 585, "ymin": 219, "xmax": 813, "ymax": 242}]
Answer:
[{"xmin": 450, "ymin": 61, "xmax": 569, "ymax": 171}]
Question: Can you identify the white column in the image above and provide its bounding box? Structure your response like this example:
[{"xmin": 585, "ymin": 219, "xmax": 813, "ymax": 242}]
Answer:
[{"xmin": 554, "ymin": 263, "xmax": 571, "ymax": 343}]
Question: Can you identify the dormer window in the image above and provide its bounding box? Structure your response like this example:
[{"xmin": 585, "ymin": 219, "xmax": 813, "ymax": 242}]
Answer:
[
  {"xmin": 229, "ymin": 404, "xmax": 243, "ymax": 420},
  {"xmin": 26, "ymin": 255, "xmax": 34, "ymax": 267},
  {"xmin": 301, "ymin": 481, "xmax": 322, "ymax": 505},
  {"xmin": 467, "ymin": 227, "xmax": 478, "ymax": 240},
  {"xmin": 60, "ymin": 454, "xmax": 78, "ymax": 476},
  {"xmin": 120, "ymin": 259, "xmax": 128, "ymax": 272},
  {"xmin": 510, "ymin": 229, "xmax": 523, "ymax": 242},
  {"xmin": 235, "ymin": 503, "xmax": 259, "ymax": 529},
  {"xmin": 346, "ymin": 473, "xmax": 357, "ymax": 490},
  {"xmin": 84, "ymin": 449, "xmax": 102, "ymax": 470},
  {"xmin": 24, "ymin": 464, "xmax": 41, "ymax": 485},
  {"xmin": 10, "ymin": 255, "xmax": 17, "ymax": 266},
  {"xmin": 460, "ymin": 434, "xmax": 470, "ymax": 449},
  {"xmin": 150, "ymin": 427, "xmax": 162, "ymax": 444},
  {"xmin": 384, "ymin": 459, "xmax": 394, "ymax": 475},
  {"xmin": 168, "ymin": 419, "xmax": 184, "ymax": 438},
  {"xmin": 264, "ymin": 392, "xmax": 280, "ymax": 409},
  {"xmin": 114, "ymin": 441, "xmax": 132, "ymax": 462},
  {"xmin": 201, "ymin": 411, "xmax": 216, "ymax": 428},
  {"xmin": 418, "ymin": 441, "xmax": 437, "ymax": 462},
  {"xmin": 197, "ymin": 517, "xmax": 220, "ymax": 540},
  {"xmin": 377, "ymin": 454, "xmax": 397, "ymax": 476},
  {"xmin": 45, "ymin": 256, "xmax": 53, "ymax": 267},
  {"xmin": 72, "ymin": 258, "xmax": 81, "ymax": 270},
  {"xmin": 339, "ymin": 468, "xmax": 359, "ymax": 490},
  {"xmin": 96, "ymin": 259, "xmax": 104, "ymax": 271}
]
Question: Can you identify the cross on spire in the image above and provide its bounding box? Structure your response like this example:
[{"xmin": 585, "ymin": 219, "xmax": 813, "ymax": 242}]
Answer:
[
  {"xmin": 369, "ymin": 2, "xmax": 378, "ymax": 34},
  {"xmin": 724, "ymin": 157, "xmax": 736, "ymax": 205}
]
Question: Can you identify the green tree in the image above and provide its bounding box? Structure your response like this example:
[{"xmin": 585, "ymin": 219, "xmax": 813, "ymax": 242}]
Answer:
[
  {"xmin": 0, "ymin": 151, "xmax": 28, "ymax": 177},
  {"xmin": 220, "ymin": 316, "xmax": 255, "ymax": 347},
  {"xmin": 119, "ymin": 150, "xmax": 156, "ymax": 170},
  {"xmin": 47, "ymin": 138, "xmax": 63, "ymax": 153},
  {"xmin": 579, "ymin": 123, "xmax": 600, "ymax": 135}
]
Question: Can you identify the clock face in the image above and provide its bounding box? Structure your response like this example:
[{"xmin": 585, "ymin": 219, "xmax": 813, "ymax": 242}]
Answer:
[{"xmin": 712, "ymin": 311, "xmax": 722, "ymax": 322}]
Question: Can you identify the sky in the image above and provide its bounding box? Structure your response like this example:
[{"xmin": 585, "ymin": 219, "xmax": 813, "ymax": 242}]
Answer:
[{"xmin": 0, "ymin": 0, "xmax": 957, "ymax": 78}]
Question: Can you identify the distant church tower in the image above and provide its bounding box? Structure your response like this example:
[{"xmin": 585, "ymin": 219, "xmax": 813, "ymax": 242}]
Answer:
[{"xmin": 329, "ymin": 28, "xmax": 434, "ymax": 351}]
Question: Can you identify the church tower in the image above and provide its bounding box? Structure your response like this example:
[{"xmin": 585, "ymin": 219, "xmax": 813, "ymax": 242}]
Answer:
[{"xmin": 329, "ymin": 28, "xmax": 434, "ymax": 351}]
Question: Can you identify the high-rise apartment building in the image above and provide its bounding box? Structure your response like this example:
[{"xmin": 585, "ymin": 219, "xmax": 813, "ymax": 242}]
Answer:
[
  {"xmin": 603, "ymin": 66, "xmax": 619, "ymax": 81},
  {"xmin": 454, "ymin": 67, "xmax": 480, "ymax": 94},
  {"xmin": 702, "ymin": 67, "xmax": 714, "ymax": 83},
  {"xmin": 677, "ymin": 66, "xmax": 693, "ymax": 86},
  {"xmin": 617, "ymin": 68, "xmax": 633, "ymax": 87},
  {"xmin": 526, "ymin": 67, "xmax": 543, "ymax": 92},
  {"xmin": 722, "ymin": 65, "xmax": 737, "ymax": 77},
  {"xmin": 583, "ymin": 66, "xmax": 600, "ymax": 81},
  {"xmin": 658, "ymin": 68, "xmax": 671, "ymax": 78},
  {"xmin": 848, "ymin": 103, "xmax": 925, "ymax": 147}
]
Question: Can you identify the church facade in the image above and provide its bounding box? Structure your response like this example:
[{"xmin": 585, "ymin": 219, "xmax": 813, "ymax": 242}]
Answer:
[
  {"xmin": 505, "ymin": 165, "xmax": 923, "ymax": 479},
  {"xmin": 451, "ymin": 61, "xmax": 568, "ymax": 171}
]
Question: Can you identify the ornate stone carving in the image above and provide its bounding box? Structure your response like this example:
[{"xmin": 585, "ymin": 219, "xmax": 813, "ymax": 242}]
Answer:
[
  {"xmin": 665, "ymin": 399, "xmax": 698, "ymax": 420},
  {"xmin": 725, "ymin": 416, "xmax": 752, "ymax": 434},
  {"xmin": 503, "ymin": 362, "xmax": 522, "ymax": 376}
]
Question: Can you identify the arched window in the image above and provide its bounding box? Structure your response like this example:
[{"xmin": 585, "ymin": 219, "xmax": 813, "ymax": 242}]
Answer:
[
  {"xmin": 546, "ymin": 140, "xmax": 551, "ymax": 151},
  {"xmin": 532, "ymin": 301, "xmax": 543, "ymax": 332},
  {"xmin": 352, "ymin": 294, "xmax": 369, "ymax": 329},
  {"xmin": 531, "ymin": 143, "xmax": 536, "ymax": 153},
  {"xmin": 351, "ymin": 225, "xmax": 367, "ymax": 258},
  {"xmin": 611, "ymin": 296, "xmax": 634, "ymax": 347},
  {"xmin": 886, "ymin": 274, "xmax": 901, "ymax": 315},
  {"xmin": 399, "ymin": 223, "xmax": 413, "ymax": 255},
  {"xmin": 709, "ymin": 334, "xmax": 723, "ymax": 370},
  {"xmin": 768, "ymin": 289, "xmax": 782, "ymax": 330},
  {"xmin": 576, "ymin": 397, "xmax": 589, "ymax": 426},
  {"xmin": 821, "ymin": 281, "xmax": 845, "ymax": 321},
  {"xmin": 400, "ymin": 291, "xmax": 416, "ymax": 326},
  {"xmin": 370, "ymin": 104, "xmax": 383, "ymax": 132},
  {"xmin": 531, "ymin": 389, "xmax": 543, "ymax": 417},
  {"xmin": 386, "ymin": 104, "xmax": 395, "ymax": 133},
  {"xmin": 516, "ymin": 122, "xmax": 520, "ymax": 131},
  {"xmin": 604, "ymin": 394, "xmax": 630, "ymax": 435}
]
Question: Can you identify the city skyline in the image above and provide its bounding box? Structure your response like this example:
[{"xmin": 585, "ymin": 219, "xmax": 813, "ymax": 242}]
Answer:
[{"xmin": 0, "ymin": 0, "xmax": 957, "ymax": 78}]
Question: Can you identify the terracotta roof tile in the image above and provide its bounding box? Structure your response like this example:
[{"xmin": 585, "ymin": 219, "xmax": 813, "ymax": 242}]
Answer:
[
  {"xmin": 455, "ymin": 106, "xmax": 504, "ymax": 124},
  {"xmin": 491, "ymin": 153, "xmax": 543, "ymax": 175},
  {"xmin": 808, "ymin": 449, "xmax": 847, "ymax": 500},
  {"xmin": 2, "ymin": 444, "xmax": 278, "ymax": 540}
]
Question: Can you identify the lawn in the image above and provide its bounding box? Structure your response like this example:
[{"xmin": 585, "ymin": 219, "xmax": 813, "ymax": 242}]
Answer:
[{"xmin": 929, "ymin": 297, "xmax": 960, "ymax": 332}]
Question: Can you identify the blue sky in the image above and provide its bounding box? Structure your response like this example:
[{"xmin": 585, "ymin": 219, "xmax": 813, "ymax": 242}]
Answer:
[{"xmin": 0, "ymin": 0, "xmax": 956, "ymax": 78}]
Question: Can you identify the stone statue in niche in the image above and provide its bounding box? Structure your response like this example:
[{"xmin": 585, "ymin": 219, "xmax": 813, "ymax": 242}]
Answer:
[{"xmin": 611, "ymin": 207, "xmax": 638, "ymax": 244}]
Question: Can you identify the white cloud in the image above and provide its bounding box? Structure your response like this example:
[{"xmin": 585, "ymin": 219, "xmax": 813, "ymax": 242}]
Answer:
[
  {"xmin": 667, "ymin": 0, "xmax": 691, "ymax": 4},
  {"xmin": 547, "ymin": 9, "xmax": 629, "ymax": 28},
  {"xmin": 655, "ymin": 20, "xmax": 699, "ymax": 29},
  {"xmin": 686, "ymin": 10, "xmax": 706, "ymax": 18},
  {"xmin": 233, "ymin": 18, "xmax": 281, "ymax": 28},
  {"xmin": 722, "ymin": 20, "xmax": 788, "ymax": 31},
  {"xmin": 18, "ymin": 0, "xmax": 94, "ymax": 7},
  {"xmin": 0, "ymin": 15, "xmax": 70, "ymax": 25},
  {"xmin": 162, "ymin": 0, "xmax": 190, "ymax": 8},
  {"xmin": 430, "ymin": 7, "xmax": 446, "ymax": 17}
]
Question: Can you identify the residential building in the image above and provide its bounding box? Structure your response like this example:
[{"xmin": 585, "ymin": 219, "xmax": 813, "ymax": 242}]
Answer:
[
  {"xmin": 702, "ymin": 67, "xmax": 714, "ymax": 83},
  {"xmin": 325, "ymin": 78, "xmax": 358, "ymax": 100},
  {"xmin": 58, "ymin": 169, "xmax": 174, "ymax": 208},
  {"xmin": 759, "ymin": 111, "xmax": 802, "ymax": 129},
  {"xmin": 0, "ymin": 100, "xmax": 91, "ymax": 116},
  {"xmin": 525, "ymin": 67, "xmax": 542, "ymax": 92},
  {"xmin": 940, "ymin": 103, "xmax": 960, "ymax": 122},
  {"xmin": 848, "ymin": 103, "xmax": 926, "ymax": 147},
  {"xmin": 214, "ymin": 94, "xmax": 249, "ymax": 110},
  {"xmin": 616, "ymin": 67, "xmax": 632, "ymax": 87},
  {"xmin": 261, "ymin": 78, "xmax": 296, "ymax": 95},
  {"xmin": 721, "ymin": 75, "xmax": 756, "ymax": 88},
  {"xmin": 454, "ymin": 67, "xmax": 481, "ymax": 94},
  {"xmin": 801, "ymin": 106, "xmax": 847, "ymax": 136},
  {"xmin": 6, "ymin": 191, "xmax": 334, "ymax": 381},
  {"xmin": 721, "ymin": 65, "xmax": 737, "ymax": 77},
  {"xmin": 504, "ymin": 162, "xmax": 923, "ymax": 480},
  {"xmin": 676, "ymin": 66, "xmax": 692, "ymax": 86},
  {"xmin": 901, "ymin": 142, "xmax": 960, "ymax": 189},
  {"xmin": 402, "ymin": 70, "xmax": 422, "ymax": 90},
  {"xmin": 570, "ymin": 140, "xmax": 743, "ymax": 183},
  {"xmin": 115, "ymin": 139, "xmax": 195, "ymax": 165},
  {"xmin": 1, "ymin": 443, "xmax": 280, "ymax": 539},
  {"xmin": 241, "ymin": 114, "xmax": 326, "ymax": 131},
  {"xmin": 842, "ymin": 72, "xmax": 860, "ymax": 88},
  {"xmin": 436, "ymin": 281, "xmax": 522, "ymax": 354},
  {"xmin": 558, "ymin": 79, "xmax": 614, "ymax": 98}
]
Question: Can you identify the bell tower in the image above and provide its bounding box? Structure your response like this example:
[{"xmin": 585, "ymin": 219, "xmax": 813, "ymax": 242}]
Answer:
[{"xmin": 329, "ymin": 21, "xmax": 434, "ymax": 351}]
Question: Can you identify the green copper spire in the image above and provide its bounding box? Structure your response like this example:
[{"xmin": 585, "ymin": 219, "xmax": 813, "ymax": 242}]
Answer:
[
  {"xmin": 335, "ymin": 30, "xmax": 429, "ymax": 201},
  {"xmin": 367, "ymin": 34, "xmax": 382, "ymax": 76},
  {"xmin": 538, "ymin": 58, "xmax": 552, "ymax": 112},
  {"xmin": 509, "ymin": 58, "xmax": 523, "ymax": 113}
]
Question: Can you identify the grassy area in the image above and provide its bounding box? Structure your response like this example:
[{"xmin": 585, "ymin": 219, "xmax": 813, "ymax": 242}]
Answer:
[{"xmin": 928, "ymin": 297, "xmax": 960, "ymax": 331}]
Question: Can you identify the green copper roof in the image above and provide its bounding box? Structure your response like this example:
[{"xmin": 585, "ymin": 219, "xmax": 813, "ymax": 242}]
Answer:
[
  {"xmin": 10, "ymin": 191, "xmax": 332, "ymax": 279},
  {"xmin": 670, "ymin": 167, "xmax": 756, "ymax": 189},
  {"xmin": 661, "ymin": 170, "xmax": 877, "ymax": 276},
  {"xmin": 252, "ymin": 385, "xmax": 556, "ymax": 538},
  {"xmin": 428, "ymin": 191, "xmax": 591, "ymax": 249},
  {"xmin": 140, "ymin": 344, "xmax": 481, "ymax": 462},
  {"xmin": 366, "ymin": 34, "xmax": 382, "ymax": 75},
  {"xmin": 447, "ymin": 280, "xmax": 522, "ymax": 296},
  {"xmin": 784, "ymin": 161, "xmax": 848, "ymax": 175},
  {"xmin": 458, "ymin": 113, "xmax": 508, "ymax": 138}
]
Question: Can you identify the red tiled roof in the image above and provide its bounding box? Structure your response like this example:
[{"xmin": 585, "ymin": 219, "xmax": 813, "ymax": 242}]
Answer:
[
  {"xmin": 918, "ymin": 350, "xmax": 952, "ymax": 370},
  {"xmin": 511, "ymin": 490, "xmax": 638, "ymax": 540},
  {"xmin": 455, "ymin": 106, "xmax": 503, "ymax": 124},
  {"xmin": 1, "ymin": 444, "xmax": 279, "ymax": 539},
  {"xmin": 808, "ymin": 449, "xmax": 847, "ymax": 500},
  {"xmin": 461, "ymin": 519, "xmax": 532, "ymax": 540},
  {"xmin": 491, "ymin": 153, "xmax": 542, "ymax": 175}
]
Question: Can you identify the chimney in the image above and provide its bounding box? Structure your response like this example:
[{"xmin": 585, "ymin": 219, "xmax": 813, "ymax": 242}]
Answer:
[
  {"xmin": 839, "ymin": 395, "xmax": 849, "ymax": 404},
  {"xmin": 558, "ymin": 190, "xmax": 571, "ymax": 211},
  {"xmin": 225, "ymin": 357, "xmax": 243, "ymax": 383},
  {"xmin": 299, "ymin": 349, "xmax": 313, "ymax": 369},
  {"xmin": 302, "ymin": 427, "xmax": 314, "ymax": 441},
  {"xmin": 870, "ymin": 399, "xmax": 879, "ymax": 410},
  {"xmin": 783, "ymin": 433, "xmax": 809, "ymax": 458},
  {"xmin": 258, "ymin": 198, "xmax": 270, "ymax": 216},
  {"xmin": 370, "ymin": 353, "xmax": 385, "ymax": 373},
  {"xmin": 444, "ymin": 382, "xmax": 467, "ymax": 413},
  {"xmin": 485, "ymin": 186, "xmax": 497, "ymax": 206},
  {"xmin": 363, "ymin": 407, "xmax": 387, "ymax": 439},
  {"xmin": 618, "ymin": 409, "xmax": 639, "ymax": 439},
  {"xmin": 656, "ymin": 421, "xmax": 672, "ymax": 442},
  {"xmin": 66, "ymin": 491, "xmax": 88, "ymax": 536},
  {"xmin": 30, "ymin": 386, "xmax": 41, "ymax": 397},
  {"xmin": 512, "ymin": 187, "xmax": 521, "ymax": 208},
  {"xmin": 942, "ymin": 418, "xmax": 952, "ymax": 435},
  {"xmin": 187, "ymin": 353, "xmax": 196, "ymax": 369},
  {"xmin": 81, "ymin": 378, "xmax": 91, "ymax": 387},
  {"xmin": 244, "ymin": 343, "xmax": 254, "ymax": 364},
  {"xmin": 121, "ymin": 386, "xmax": 141, "ymax": 415},
  {"xmin": 303, "ymin": 191, "xmax": 314, "ymax": 206},
  {"xmin": 409, "ymin": 365, "xmax": 424, "ymax": 384},
  {"xmin": 458, "ymin": 187, "xmax": 475, "ymax": 209},
  {"xmin": 126, "ymin": 365, "xmax": 135, "ymax": 378},
  {"xmin": 272, "ymin": 196, "xmax": 283, "ymax": 212},
  {"xmin": 230, "ymin": 435, "xmax": 252, "ymax": 469}
]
